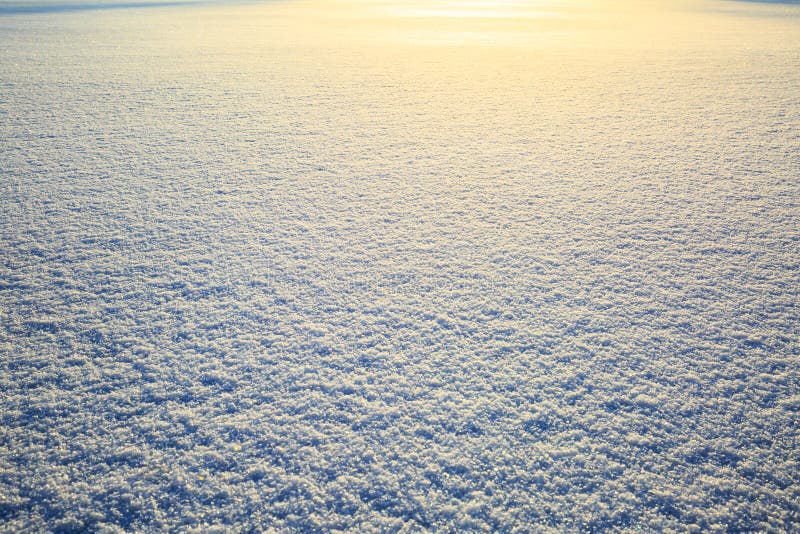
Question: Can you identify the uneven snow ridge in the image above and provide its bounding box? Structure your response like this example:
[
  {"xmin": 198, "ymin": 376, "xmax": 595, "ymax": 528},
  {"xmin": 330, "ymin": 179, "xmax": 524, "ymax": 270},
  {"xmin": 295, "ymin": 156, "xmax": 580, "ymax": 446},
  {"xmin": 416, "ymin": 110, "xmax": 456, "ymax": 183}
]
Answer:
[{"xmin": 1, "ymin": 0, "xmax": 799, "ymax": 531}]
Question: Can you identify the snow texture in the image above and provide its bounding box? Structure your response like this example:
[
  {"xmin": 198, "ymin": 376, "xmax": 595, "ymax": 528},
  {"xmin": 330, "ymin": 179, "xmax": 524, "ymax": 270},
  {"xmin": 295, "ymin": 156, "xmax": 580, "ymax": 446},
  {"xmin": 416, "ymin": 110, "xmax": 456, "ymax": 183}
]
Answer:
[{"xmin": 1, "ymin": 0, "xmax": 799, "ymax": 531}]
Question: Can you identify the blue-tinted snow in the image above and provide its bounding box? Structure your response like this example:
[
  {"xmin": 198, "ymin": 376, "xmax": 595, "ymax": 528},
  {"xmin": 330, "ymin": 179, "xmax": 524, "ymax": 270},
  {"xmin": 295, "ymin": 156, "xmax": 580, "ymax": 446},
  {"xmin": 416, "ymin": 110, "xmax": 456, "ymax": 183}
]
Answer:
[{"xmin": 1, "ymin": 0, "xmax": 799, "ymax": 531}]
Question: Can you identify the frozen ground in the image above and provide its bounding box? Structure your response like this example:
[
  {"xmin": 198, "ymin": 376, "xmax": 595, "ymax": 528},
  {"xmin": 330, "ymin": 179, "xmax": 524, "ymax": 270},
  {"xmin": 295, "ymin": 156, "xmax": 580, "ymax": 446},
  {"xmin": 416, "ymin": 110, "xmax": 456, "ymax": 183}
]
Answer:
[{"xmin": 1, "ymin": 0, "xmax": 799, "ymax": 531}]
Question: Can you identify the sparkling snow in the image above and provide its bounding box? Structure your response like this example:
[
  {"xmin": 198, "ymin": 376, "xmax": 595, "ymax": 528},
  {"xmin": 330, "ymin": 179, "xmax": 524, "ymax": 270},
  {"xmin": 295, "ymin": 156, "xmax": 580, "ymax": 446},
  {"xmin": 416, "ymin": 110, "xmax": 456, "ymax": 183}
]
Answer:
[{"xmin": 1, "ymin": 0, "xmax": 799, "ymax": 530}]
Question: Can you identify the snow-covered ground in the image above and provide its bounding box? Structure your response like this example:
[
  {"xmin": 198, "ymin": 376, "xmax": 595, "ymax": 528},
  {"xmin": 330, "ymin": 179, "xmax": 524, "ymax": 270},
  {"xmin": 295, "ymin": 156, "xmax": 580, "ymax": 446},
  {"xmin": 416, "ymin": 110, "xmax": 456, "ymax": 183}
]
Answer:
[{"xmin": 1, "ymin": 0, "xmax": 799, "ymax": 530}]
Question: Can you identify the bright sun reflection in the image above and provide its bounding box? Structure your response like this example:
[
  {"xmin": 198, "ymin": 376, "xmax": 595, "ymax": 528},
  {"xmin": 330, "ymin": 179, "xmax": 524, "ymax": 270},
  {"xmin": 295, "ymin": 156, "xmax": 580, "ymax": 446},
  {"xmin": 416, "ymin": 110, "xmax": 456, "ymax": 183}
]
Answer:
[
  {"xmin": 378, "ymin": 0, "xmax": 566, "ymax": 19},
  {"xmin": 331, "ymin": 0, "xmax": 578, "ymax": 47}
]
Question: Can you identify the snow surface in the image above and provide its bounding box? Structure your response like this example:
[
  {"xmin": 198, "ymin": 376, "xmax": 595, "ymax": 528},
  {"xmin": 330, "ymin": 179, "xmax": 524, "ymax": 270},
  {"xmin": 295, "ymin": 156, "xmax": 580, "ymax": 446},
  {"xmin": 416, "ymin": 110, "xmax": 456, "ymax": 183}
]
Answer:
[{"xmin": 1, "ymin": 0, "xmax": 799, "ymax": 531}]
